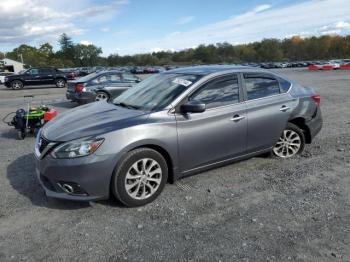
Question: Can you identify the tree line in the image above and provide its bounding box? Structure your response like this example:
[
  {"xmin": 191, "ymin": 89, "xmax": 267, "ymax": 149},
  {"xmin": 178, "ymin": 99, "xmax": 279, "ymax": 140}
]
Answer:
[{"xmin": 1, "ymin": 34, "xmax": 350, "ymax": 68}]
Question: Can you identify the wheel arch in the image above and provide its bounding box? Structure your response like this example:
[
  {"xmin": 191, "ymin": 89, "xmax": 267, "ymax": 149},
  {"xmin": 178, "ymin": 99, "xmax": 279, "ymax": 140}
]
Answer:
[
  {"xmin": 288, "ymin": 117, "xmax": 311, "ymax": 143},
  {"xmin": 130, "ymin": 144, "xmax": 175, "ymax": 183},
  {"xmin": 11, "ymin": 79, "xmax": 24, "ymax": 85}
]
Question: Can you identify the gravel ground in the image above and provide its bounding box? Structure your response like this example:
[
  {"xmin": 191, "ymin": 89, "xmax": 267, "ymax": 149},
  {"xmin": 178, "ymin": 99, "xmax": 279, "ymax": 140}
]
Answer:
[{"xmin": 0, "ymin": 69, "xmax": 349, "ymax": 261}]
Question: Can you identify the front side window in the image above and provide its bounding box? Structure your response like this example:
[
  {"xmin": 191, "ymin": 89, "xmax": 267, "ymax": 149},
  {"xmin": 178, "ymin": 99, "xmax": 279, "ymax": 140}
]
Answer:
[
  {"xmin": 113, "ymin": 73, "xmax": 202, "ymax": 111},
  {"xmin": 28, "ymin": 69, "xmax": 39, "ymax": 75},
  {"xmin": 244, "ymin": 74, "xmax": 280, "ymax": 100},
  {"xmin": 190, "ymin": 75, "xmax": 239, "ymax": 109}
]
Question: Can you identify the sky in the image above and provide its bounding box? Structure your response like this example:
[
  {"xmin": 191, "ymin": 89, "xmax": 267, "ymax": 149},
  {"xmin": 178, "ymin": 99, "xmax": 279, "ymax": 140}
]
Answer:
[{"xmin": 1, "ymin": 0, "xmax": 350, "ymax": 56}]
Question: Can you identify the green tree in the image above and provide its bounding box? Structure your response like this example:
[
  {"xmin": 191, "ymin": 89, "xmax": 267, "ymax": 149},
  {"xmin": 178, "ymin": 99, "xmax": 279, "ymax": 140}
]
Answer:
[{"xmin": 73, "ymin": 44, "xmax": 103, "ymax": 66}]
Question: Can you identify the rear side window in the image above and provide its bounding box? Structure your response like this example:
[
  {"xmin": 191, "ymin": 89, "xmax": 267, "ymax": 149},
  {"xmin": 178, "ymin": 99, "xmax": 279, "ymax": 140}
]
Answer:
[
  {"xmin": 109, "ymin": 73, "xmax": 121, "ymax": 82},
  {"xmin": 277, "ymin": 77, "xmax": 292, "ymax": 93},
  {"xmin": 244, "ymin": 74, "xmax": 280, "ymax": 100},
  {"xmin": 39, "ymin": 69, "xmax": 53, "ymax": 74},
  {"xmin": 190, "ymin": 75, "xmax": 239, "ymax": 109}
]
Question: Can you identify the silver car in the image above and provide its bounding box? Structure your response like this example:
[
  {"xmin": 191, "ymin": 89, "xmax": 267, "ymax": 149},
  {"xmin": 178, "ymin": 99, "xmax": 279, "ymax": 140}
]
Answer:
[{"xmin": 34, "ymin": 65, "xmax": 322, "ymax": 207}]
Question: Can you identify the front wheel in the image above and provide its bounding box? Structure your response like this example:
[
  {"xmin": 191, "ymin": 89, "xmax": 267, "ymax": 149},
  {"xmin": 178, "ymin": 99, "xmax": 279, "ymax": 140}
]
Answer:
[
  {"xmin": 111, "ymin": 148, "xmax": 168, "ymax": 207},
  {"xmin": 272, "ymin": 123, "xmax": 305, "ymax": 158},
  {"xmin": 11, "ymin": 80, "xmax": 24, "ymax": 90},
  {"xmin": 55, "ymin": 79, "xmax": 66, "ymax": 88}
]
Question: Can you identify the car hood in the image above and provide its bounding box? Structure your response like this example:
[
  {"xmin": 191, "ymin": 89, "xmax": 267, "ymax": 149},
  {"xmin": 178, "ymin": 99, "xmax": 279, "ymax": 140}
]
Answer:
[{"xmin": 42, "ymin": 101, "xmax": 149, "ymax": 142}]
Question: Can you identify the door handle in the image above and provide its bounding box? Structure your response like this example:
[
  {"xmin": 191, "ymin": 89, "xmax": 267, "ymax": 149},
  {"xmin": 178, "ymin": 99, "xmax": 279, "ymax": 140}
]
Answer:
[
  {"xmin": 230, "ymin": 115, "xmax": 246, "ymax": 122},
  {"xmin": 280, "ymin": 106, "xmax": 291, "ymax": 112}
]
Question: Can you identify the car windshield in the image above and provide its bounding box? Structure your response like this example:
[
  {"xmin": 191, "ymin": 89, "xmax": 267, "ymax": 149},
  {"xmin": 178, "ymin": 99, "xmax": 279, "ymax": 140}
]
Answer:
[{"xmin": 113, "ymin": 73, "xmax": 201, "ymax": 111}]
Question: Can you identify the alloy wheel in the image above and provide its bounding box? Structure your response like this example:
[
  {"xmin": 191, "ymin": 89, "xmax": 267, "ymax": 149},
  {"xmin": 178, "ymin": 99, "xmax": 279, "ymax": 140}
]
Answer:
[
  {"xmin": 12, "ymin": 81, "xmax": 23, "ymax": 89},
  {"xmin": 56, "ymin": 80, "xmax": 65, "ymax": 88},
  {"xmin": 124, "ymin": 158, "xmax": 162, "ymax": 200},
  {"xmin": 95, "ymin": 92, "xmax": 108, "ymax": 101},
  {"xmin": 273, "ymin": 129, "xmax": 301, "ymax": 158}
]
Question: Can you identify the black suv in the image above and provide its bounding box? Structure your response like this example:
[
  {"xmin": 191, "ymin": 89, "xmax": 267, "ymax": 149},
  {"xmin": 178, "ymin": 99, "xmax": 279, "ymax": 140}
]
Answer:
[{"xmin": 4, "ymin": 68, "xmax": 67, "ymax": 90}]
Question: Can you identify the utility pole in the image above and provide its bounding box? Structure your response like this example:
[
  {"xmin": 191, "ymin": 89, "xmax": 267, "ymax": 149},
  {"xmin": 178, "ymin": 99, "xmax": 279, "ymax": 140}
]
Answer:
[{"xmin": 19, "ymin": 53, "xmax": 24, "ymax": 64}]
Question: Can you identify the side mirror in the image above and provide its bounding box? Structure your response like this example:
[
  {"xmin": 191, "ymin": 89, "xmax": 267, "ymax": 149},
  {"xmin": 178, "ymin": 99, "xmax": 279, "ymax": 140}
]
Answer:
[{"xmin": 180, "ymin": 100, "xmax": 206, "ymax": 113}]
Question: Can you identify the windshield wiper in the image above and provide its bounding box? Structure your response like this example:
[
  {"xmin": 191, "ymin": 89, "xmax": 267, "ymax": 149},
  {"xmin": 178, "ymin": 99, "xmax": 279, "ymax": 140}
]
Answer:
[{"xmin": 114, "ymin": 102, "xmax": 140, "ymax": 110}]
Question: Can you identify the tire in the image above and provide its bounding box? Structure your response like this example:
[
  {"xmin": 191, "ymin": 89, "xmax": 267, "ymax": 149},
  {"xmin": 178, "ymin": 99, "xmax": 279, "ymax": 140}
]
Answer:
[
  {"xmin": 11, "ymin": 80, "xmax": 24, "ymax": 90},
  {"xmin": 95, "ymin": 91, "xmax": 109, "ymax": 102},
  {"xmin": 111, "ymin": 148, "xmax": 168, "ymax": 207},
  {"xmin": 55, "ymin": 78, "xmax": 66, "ymax": 88},
  {"xmin": 272, "ymin": 123, "xmax": 305, "ymax": 158}
]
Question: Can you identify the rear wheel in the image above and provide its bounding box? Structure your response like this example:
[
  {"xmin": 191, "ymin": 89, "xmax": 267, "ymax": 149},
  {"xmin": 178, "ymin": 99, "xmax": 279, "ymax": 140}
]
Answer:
[
  {"xmin": 272, "ymin": 123, "xmax": 305, "ymax": 158},
  {"xmin": 11, "ymin": 80, "xmax": 23, "ymax": 90},
  {"xmin": 95, "ymin": 91, "xmax": 109, "ymax": 102},
  {"xmin": 111, "ymin": 148, "xmax": 168, "ymax": 207},
  {"xmin": 55, "ymin": 78, "xmax": 66, "ymax": 88}
]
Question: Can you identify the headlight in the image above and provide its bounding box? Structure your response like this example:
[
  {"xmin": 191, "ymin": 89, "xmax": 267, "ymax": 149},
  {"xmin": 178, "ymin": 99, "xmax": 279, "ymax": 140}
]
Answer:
[
  {"xmin": 4, "ymin": 77, "xmax": 8, "ymax": 82},
  {"xmin": 51, "ymin": 138, "xmax": 104, "ymax": 159}
]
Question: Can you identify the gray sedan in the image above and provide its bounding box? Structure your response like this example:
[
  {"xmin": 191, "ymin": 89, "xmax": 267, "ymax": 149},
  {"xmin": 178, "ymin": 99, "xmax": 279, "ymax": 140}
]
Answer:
[
  {"xmin": 66, "ymin": 71, "xmax": 141, "ymax": 104},
  {"xmin": 34, "ymin": 65, "xmax": 322, "ymax": 207}
]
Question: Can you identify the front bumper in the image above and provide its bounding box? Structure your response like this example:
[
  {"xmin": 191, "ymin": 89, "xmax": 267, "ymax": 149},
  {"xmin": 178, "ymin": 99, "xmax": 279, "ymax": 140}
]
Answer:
[{"xmin": 34, "ymin": 151, "xmax": 117, "ymax": 201}]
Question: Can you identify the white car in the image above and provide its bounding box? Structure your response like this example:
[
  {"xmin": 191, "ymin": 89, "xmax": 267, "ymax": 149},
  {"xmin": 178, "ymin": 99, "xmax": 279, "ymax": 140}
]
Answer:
[
  {"xmin": 0, "ymin": 72, "xmax": 14, "ymax": 84},
  {"xmin": 328, "ymin": 60, "xmax": 341, "ymax": 69}
]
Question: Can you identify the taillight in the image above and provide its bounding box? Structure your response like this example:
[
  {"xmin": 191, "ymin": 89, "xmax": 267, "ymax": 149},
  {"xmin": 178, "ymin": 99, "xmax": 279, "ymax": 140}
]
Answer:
[
  {"xmin": 311, "ymin": 94, "xmax": 320, "ymax": 106},
  {"xmin": 75, "ymin": 83, "xmax": 84, "ymax": 93}
]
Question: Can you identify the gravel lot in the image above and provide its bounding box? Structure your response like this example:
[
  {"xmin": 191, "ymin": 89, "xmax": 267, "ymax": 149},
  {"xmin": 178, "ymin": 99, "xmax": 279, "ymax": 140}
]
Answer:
[{"xmin": 0, "ymin": 69, "xmax": 349, "ymax": 261}]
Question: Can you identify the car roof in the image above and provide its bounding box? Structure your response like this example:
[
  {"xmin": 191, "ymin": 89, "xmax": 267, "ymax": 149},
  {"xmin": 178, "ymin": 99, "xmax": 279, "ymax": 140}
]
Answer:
[{"xmin": 165, "ymin": 65, "xmax": 266, "ymax": 75}]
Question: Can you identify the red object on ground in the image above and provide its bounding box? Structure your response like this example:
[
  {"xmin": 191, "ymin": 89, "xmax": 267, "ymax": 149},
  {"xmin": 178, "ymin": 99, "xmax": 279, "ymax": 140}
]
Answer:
[
  {"xmin": 308, "ymin": 65, "xmax": 320, "ymax": 71},
  {"xmin": 44, "ymin": 109, "xmax": 58, "ymax": 122},
  {"xmin": 340, "ymin": 64, "xmax": 350, "ymax": 70},
  {"xmin": 322, "ymin": 65, "xmax": 334, "ymax": 70}
]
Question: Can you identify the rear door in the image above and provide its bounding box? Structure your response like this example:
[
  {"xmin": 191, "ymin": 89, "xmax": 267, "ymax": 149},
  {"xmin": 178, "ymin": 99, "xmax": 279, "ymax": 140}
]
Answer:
[
  {"xmin": 39, "ymin": 68, "xmax": 55, "ymax": 84},
  {"xmin": 176, "ymin": 74, "xmax": 247, "ymax": 173},
  {"xmin": 242, "ymin": 72, "xmax": 295, "ymax": 153}
]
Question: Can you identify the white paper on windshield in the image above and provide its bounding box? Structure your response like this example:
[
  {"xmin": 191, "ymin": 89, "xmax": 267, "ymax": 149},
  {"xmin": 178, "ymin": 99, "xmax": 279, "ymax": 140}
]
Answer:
[{"xmin": 172, "ymin": 78, "xmax": 192, "ymax": 87}]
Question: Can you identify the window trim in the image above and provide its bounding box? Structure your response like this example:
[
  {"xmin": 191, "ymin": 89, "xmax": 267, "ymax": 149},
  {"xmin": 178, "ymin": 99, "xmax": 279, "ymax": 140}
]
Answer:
[{"xmin": 176, "ymin": 73, "xmax": 243, "ymax": 111}]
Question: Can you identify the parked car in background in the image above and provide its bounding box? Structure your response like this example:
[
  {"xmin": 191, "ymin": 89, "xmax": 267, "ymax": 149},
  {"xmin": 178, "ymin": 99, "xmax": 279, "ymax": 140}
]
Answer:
[
  {"xmin": 131, "ymin": 67, "xmax": 145, "ymax": 74},
  {"xmin": 0, "ymin": 72, "xmax": 14, "ymax": 84},
  {"xmin": 66, "ymin": 71, "xmax": 141, "ymax": 104},
  {"xmin": 35, "ymin": 65, "xmax": 322, "ymax": 207},
  {"xmin": 4, "ymin": 68, "xmax": 67, "ymax": 89},
  {"xmin": 59, "ymin": 68, "xmax": 77, "ymax": 80}
]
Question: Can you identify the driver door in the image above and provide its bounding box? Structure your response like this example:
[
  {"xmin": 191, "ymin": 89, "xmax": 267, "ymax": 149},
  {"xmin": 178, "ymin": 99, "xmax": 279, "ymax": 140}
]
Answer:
[
  {"xmin": 175, "ymin": 74, "xmax": 247, "ymax": 173},
  {"xmin": 23, "ymin": 68, "xmax": 40, "ymax": 85}
]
